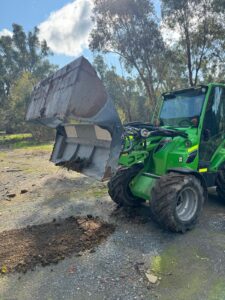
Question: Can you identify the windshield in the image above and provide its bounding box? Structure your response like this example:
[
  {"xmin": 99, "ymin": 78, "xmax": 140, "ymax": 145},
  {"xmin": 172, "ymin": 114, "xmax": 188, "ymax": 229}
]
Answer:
[{"xmin": 160, "ymin": 88, "xmax": 207, "ymax": 128}]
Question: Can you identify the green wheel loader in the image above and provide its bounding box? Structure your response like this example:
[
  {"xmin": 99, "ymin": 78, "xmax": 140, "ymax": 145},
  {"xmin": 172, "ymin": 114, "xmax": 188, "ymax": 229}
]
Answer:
[{"xmin": 26, "ymin": 56, "xmax": 225, "ymax": 233}]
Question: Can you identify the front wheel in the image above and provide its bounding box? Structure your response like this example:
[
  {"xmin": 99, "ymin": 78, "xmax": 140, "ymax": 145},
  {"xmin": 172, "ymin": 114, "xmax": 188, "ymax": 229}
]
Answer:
[
  {"xmin": 150, "ymin": 173, "xmax": 205, "ymax": 233},
  {"xmin": 108, "ymin": 165, "xmax": 144, "ymax": 207}
]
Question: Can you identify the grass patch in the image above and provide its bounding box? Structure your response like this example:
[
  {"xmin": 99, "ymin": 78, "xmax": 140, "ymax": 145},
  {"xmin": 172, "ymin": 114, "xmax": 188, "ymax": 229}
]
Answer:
[
  {"xmin": 12, "ymin": 140, "xmax": 53, "ymax": 150},
  {"xmin": 0, "ymin": 133, "xmax": 32, "ymax": 142},
  {"xmin": 92, "ymin": 188, "xmax": 108, "ymax": 198},
  {"xmin": 0, "ymin": 133, "xmax": 53, "ymax": 151},
  {"xmin": 208, "ymin": 279, "xmax": 225, "ymax": 300}
]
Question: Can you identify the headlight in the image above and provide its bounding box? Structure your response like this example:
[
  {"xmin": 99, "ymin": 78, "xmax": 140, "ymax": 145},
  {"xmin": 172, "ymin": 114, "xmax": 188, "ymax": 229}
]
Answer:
[{"xmin": 140, "ymin": 128, "xmax": 151, "ymax": 138}]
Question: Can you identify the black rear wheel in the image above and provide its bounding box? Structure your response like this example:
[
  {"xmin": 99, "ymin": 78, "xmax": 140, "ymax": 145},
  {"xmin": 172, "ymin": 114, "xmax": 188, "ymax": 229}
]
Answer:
[
  {"xmin": 216, "ymin": 165, "xmax": 225, "ymax": 203},
  {"xmin": 108, "ymin": 165, "xmax": 144, "ymax": 207},
  {"xmin": 150, "ymin": 172, "xmax": 205, "ymax": 233}
]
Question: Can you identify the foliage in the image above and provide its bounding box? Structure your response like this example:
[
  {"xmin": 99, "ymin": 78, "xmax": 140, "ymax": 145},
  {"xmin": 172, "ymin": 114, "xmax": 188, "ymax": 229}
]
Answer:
[
  {"xmin": 1, "ymin": 72, "xmax": 36, "ymax": 133},
  {"xmin": 90, "ymin": 0, "xmax": 225, "ymax": 118},
  {"xmin": 1, "ymin": 1, "xmax": 225, "ymax": 130},
  {"xmin": 93, "ymin": 55, "xmax": 149, "ymax": 122},
  {"xmin": 0, "ymin": 24, "xmax": 56, "ymax": 138},
  {"xmin": 90, "ymin": 0, "xmax": 165, "ymax": 110},
  {"xmin": 161, "ymin": 0, "xmax": 225, "ymax": 86}
]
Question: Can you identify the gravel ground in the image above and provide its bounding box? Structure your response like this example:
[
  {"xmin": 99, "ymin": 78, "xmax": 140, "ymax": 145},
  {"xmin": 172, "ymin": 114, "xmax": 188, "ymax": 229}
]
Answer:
[{"xmin": 0, "ymin": 148, "xmax": 225, "ymax": 300}]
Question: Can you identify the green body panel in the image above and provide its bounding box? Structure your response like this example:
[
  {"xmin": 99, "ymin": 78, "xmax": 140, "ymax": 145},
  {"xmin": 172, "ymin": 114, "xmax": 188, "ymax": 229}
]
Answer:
[
  {"xmin": 198, "ymin": 83, "xmax": 225, "ymax": 172},
  {"xmin": 209, "ymin": 140, "xmax": 225, "ymax": 172},
  {"xmin": 129, "ymin": 173, "xmax": 156, "ymax": 200},
  {"xmin": 119, "ymin": 150, "xmax": 149, "ymax": 167},
  {"xmin": 118, "ymin": 83, "xmax": 225, "ymax": 200}
]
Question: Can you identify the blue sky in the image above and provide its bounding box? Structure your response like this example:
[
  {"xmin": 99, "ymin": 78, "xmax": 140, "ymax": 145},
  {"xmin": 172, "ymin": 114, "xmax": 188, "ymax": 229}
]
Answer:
[{"xmin": 0, "ymin": 0, "xmax": 161, "ymax": 68}]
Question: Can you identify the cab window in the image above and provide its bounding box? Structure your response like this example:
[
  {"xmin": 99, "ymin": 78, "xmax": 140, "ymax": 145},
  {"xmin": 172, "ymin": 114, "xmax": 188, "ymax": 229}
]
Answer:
[{"xmin": 200, "ymin": 86, "xmax": 225, "ymax": 161}]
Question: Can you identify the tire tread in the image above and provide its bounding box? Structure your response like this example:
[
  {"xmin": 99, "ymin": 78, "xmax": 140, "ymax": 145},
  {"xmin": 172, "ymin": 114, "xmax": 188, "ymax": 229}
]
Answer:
[{"xmin": 150, "ymin": 172, "xmax": 204, "ymax": 233}]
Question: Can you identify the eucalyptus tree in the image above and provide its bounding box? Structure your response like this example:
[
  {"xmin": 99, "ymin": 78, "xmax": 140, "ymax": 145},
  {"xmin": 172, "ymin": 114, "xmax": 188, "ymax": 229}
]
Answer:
[
  {"xmin": 161, "ymin": 0, "xmax": 225, "ymax": 86},
  {"xmin": 90, "ymin": 0, "xmax": 165, "ymax": 109}
]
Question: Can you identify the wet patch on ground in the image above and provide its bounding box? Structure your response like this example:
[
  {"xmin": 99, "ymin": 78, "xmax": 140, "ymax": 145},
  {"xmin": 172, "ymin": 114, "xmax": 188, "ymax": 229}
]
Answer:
[{"xmin": 0, "ymin": 216, "xmax": 114, "ymax": 274}]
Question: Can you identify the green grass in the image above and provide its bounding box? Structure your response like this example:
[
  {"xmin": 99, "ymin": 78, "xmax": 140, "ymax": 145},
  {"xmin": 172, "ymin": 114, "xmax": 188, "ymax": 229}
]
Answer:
[
  {"xmin": 0, "ymin": 133, "xmax": 53, "ymax": 150},
  {"xmin": 92, "ymin": 188, "xmax": 108, "ymax": 197},
  {"xmin": 0, "ymin": 133, "xmax": 32, "ymax": 142},
  {"xmin": 12, "ymin": 140, "xmax": 53, "ymax": 150}
]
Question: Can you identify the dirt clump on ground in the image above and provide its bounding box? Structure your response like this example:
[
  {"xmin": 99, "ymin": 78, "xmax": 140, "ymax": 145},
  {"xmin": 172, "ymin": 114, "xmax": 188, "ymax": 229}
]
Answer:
[{"xmin": 0, "ymin": 216, "xmax": 115, "ymax": 274}]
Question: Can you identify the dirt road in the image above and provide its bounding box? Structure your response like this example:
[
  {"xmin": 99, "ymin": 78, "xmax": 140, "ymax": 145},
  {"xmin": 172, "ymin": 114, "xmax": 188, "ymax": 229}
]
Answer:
[{"xmin": 0, "ymin": 146, "xmax": 225, "ymax": 300}]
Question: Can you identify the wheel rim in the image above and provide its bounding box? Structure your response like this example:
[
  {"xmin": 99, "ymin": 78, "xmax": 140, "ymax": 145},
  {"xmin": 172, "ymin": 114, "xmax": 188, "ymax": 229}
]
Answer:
[{"xmin": 176, "ymin": 187, "xmax": 198, "ymax": 222}]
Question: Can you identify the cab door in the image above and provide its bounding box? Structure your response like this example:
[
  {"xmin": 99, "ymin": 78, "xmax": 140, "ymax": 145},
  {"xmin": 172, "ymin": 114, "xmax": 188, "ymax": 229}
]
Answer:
[{"xmin": 199, "ymin": 86, "xmax": 225, "ymax": 164}]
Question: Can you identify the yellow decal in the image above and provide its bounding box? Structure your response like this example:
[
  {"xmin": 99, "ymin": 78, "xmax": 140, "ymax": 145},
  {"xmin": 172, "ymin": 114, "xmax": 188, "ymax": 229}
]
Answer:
[
  {"xmin": 187, "ymin": 145, "xmax": 199, "ymax": 153},
  {"xmin": 199, "ymin": 168, "xmax": 208, "ymax": 173}
]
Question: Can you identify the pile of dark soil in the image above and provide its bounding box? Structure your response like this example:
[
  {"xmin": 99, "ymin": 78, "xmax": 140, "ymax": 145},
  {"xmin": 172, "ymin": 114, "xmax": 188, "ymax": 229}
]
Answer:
[{"xmin": 0, "ymin": 216, "xmax": 115, "ymax": 274}]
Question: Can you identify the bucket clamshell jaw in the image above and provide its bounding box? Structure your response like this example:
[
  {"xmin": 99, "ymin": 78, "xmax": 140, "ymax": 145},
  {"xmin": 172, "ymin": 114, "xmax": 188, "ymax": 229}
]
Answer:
[{"xmin": 26, "ymin": 56, "xmax": 123, "ymax": 181}]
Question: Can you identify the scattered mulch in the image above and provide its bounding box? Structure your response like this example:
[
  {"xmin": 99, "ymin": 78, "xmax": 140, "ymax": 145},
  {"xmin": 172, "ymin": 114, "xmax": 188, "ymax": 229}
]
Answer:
[
  {"xmin": 0, "ymin": 216, "xmax": 115, "ymax": 274},
  {"xmin": 6, "ymin": 193, "xmax": 16, "ymax": 198},
  {"xmin": 20, "ymin": 189, "xmax": 28, "ymax": 194},
  {"xmin": 111, "ymin": 206, "xmax": 150, "ymax": 224}
]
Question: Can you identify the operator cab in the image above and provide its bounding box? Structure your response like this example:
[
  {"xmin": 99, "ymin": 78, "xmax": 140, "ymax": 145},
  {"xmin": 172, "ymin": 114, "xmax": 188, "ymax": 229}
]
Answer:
[
  {"xmin": 159, "ymin": 84, "xmax": 225, "ymax": 163},
  {"xmin": 159, "ymin": 87, "xmax": 207, "ymax": 129}
]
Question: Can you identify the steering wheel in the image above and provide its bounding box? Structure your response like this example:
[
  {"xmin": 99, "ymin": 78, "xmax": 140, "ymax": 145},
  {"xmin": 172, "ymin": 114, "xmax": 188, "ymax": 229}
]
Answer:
[{"xmin": 178, "ymin": 119, "xmax": 193, "ymax": 127}]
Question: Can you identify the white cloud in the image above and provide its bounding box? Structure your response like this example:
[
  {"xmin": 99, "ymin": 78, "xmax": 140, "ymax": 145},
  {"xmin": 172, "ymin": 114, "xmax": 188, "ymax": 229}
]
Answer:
[
  {"xmin": 0, "ymin": 28, "xmax": 13, "ymax": 38},
  {"xmin": 38, "ymin": 0, "xmax": 94, "ymax": 57}
]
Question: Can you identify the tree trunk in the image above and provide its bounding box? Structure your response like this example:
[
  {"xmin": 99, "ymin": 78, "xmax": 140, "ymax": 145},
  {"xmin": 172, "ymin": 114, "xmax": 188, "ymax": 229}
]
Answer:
[{"xmin": 185, "ymin": 28, "xmax": 194, "ymax": 86}]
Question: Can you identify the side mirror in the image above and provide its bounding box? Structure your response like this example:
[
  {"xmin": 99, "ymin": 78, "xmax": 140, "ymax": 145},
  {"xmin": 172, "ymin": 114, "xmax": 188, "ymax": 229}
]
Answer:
[{"xmin": 203, "ymin": 129, "xmax": 211, "ymax": 141}]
